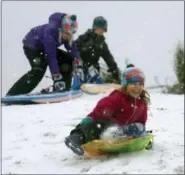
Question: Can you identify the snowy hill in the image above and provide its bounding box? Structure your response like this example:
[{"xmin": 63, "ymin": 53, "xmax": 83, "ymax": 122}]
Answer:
[
  {"xmin": 2, "ymin": 92, "xmax": 184, "ymax": 174},
  {"xmin": 2, "ymin": 1, "xmax": 184, "ymax": 174}
]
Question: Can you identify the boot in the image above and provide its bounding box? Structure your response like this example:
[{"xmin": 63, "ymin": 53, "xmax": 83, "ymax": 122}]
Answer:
[{"xmin": 64, "ymin": 132, "xmax": 85, "ymax": 156}]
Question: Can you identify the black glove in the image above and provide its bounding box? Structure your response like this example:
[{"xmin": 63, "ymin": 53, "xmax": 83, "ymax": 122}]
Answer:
[
  {"xmin": 108, "ymin": 68, "xmax": 120, "ymax": 82},
  {"xmin": 52, "ymin": 74, "xmax": 66, "ymax": 92}
]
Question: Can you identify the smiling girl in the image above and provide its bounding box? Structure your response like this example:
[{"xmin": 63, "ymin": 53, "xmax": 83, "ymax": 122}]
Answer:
[{"xmin": 65, "ymin": 62, "xmax": 151, "ymax": 156}]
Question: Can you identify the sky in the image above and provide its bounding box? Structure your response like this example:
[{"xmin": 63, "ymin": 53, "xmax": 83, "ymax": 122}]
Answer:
[{"xmin": 1, "ymin": 1, "xmax": 184, "ymax": 95}]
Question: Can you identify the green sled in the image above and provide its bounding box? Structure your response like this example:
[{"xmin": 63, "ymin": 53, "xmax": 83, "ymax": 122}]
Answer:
[{"xmin": 81, "ymin": 131, "xmax": 153, "ymax": 157}]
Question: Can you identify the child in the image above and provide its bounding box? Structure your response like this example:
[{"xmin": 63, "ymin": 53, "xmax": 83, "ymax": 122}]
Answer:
[
  {"xmin": 6, "ymin": 12, "xmax": 84, "ymax": 96},
  {"xmin": 75, "ymin": 16, "xmax": 120, "ymax": 84},
  {"xmin": 64, "ymin": 63, "xmax": 150, "ymax": 156}
]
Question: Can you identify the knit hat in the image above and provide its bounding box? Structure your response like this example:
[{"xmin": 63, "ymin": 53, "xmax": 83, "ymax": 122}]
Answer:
[
  {"xmin": 121, "ymin": 59, "xmax": 145, "ymax": 86},
  {"xmin": 92, "ymin": 16, "xmax": 108, "ymax": 32},
  {"xmin": 61, "ymin": 15, "xmax": 78, "ymax": 36}
]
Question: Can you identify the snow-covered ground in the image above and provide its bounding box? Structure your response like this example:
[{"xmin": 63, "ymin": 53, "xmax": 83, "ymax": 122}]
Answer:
[
  {"xmin": 2, "ymin": 92, "xmax": 184, "ymax": 174},
  {"xmin": 2, "ymin": 1, "xmax": 184, "ymax": 174}
]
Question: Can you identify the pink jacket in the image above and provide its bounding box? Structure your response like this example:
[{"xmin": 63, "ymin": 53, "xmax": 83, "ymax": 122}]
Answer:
[{"xmin": 88, "ymin": 90, "xmax": 148, "ymax": 126}]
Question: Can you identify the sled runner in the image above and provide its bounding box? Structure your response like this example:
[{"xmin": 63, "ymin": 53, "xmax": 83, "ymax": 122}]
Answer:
[{"xmin": 1, "ymin": 89, "xmax": 82, "ymax": 105}]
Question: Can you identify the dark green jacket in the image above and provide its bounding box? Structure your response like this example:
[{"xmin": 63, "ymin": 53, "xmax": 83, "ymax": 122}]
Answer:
[{"xmin": 75, "ymin": 29, "xmax": 118, "ymax": 73}]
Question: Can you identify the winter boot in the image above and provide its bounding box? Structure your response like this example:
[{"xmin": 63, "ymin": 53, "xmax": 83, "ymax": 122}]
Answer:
[{"xmin": 64, "ymin": 132, "xmax": 85, "ymax": 156}]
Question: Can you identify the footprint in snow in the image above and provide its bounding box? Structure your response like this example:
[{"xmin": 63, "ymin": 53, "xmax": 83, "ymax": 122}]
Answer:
[
  {"xmin": 80, "ymin": 166, "xmax": 91, "ymax": 173},
  {"xmin": 3, "ymin": 156, "xmax": 13, "ymax": 161},
  {"xmin": 43, "ymin": 132, "xmax": 56, "ymax": 138},
  {"xmin": 173, "ymin": 165, "xmax": 184, "ymax": 174},
  {"xmin": 14, "ymin": 160, "xmax": 21, "ymax": 165}
]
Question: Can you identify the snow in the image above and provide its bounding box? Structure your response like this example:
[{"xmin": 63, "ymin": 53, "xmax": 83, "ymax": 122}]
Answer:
[
  {"xmin": 2, "ymin": 92, "xmax": 184, "ymax": 174},
  {"xmin": 2, "ymin": 1, "xmax": 184, "ymax": 174}
]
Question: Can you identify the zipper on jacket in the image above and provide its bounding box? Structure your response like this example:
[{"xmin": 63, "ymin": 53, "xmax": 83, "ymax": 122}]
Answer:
[{"xmin": 125, "ymin": 99, "xmax": 137, "ymax": 125}]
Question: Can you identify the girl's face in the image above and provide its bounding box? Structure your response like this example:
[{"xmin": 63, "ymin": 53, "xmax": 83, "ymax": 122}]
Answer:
[{"xmin": 126, "ymin": 82, "xmax": 144, "ymax": 99}]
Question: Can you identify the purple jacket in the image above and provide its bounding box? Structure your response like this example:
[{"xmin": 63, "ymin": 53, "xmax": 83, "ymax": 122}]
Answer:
[{"xmin": 22, "ymin": 12, "xmax": 80, "ymax": 75}]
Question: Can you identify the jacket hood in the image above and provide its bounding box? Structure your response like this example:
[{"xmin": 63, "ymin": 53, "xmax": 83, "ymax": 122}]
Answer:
[{"xmin": 49, "ymin": 12, "xmax": 67, "ymax": 29}]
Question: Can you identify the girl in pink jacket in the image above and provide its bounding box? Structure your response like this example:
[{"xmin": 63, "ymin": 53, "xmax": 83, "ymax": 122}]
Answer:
[{"xmin": 65, "ymin": 63, "xmax": 151, "ymax": 156}]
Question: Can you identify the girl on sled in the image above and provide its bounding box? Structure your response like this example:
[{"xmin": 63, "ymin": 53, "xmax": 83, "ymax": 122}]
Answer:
[{"xmin": 64, "ymin": 62, "xmax": 151, "ymax": 156}]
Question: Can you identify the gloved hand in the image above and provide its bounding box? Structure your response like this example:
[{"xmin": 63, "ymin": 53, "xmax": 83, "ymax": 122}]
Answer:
[
  {"xmin": 108, "ymin": 68, "xmax": 119, "ymax": 77},
  {"xmin": 120, "ymin": 123, "xmax": 146, "ymax": 137},
  {"xmin": 52, "ymin": 74, "xmax": 66, "ymax": 92},
  {"xmin": 79, "ymin": 117, "xmax": 93, "ymax": 126},
  {"xmin": 73, "ymin": 58, "xmax": 84, "ymax": 82},
  {"xmin": 87, "ymin": 65, "xmax": 100, "ymax": 82},
  {"xmin": 73, "ymin": 58, "xmax": 83, "ymax": 68},
  {"xmin": 108, "ymin": 68, "xmax": 120, "ymax": 83}
]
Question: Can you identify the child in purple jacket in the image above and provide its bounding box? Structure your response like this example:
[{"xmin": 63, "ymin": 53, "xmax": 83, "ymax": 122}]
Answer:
[{"xmin": 7, "ymin": 12, "xmax": 84, "ymax": 96}]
